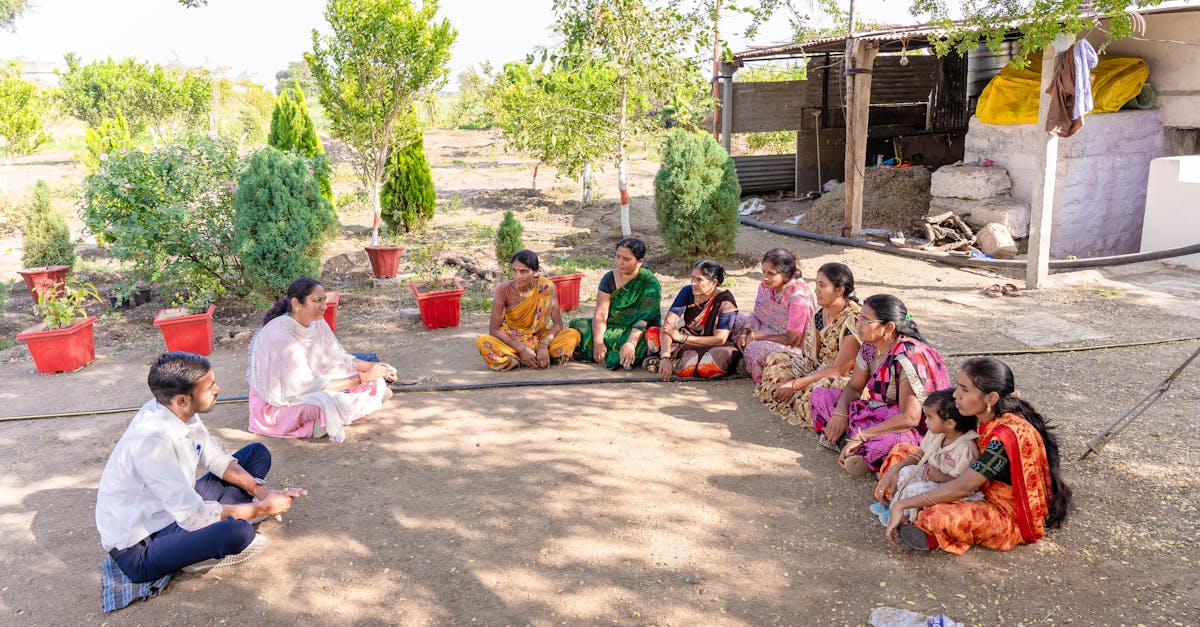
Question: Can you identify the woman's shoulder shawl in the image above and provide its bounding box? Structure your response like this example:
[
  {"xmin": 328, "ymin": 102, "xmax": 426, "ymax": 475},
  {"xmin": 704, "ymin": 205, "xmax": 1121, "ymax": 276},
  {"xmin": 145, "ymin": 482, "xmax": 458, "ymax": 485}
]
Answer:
[
  {"xmin": 980, "ymin": 413, "xmax": 1052, "ymax": 543},
  {"xmin": 889, "ymin": 337, "xmax": 951, "ymax": 393}
]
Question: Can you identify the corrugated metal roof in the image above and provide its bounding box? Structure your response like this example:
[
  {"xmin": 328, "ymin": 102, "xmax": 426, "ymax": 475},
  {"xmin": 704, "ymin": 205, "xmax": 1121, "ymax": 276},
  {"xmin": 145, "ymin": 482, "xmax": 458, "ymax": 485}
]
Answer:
[{"xmin": 734, "ymin": 1, "xmax": 1200, "ymax": 61}]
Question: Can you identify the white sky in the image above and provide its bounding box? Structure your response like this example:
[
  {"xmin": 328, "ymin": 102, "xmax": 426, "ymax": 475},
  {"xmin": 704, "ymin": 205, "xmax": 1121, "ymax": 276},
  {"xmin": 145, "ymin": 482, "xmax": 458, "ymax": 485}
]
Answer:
[{"xmin": 0, "ymin": 0, "xmax": 912, "ymax": 90}]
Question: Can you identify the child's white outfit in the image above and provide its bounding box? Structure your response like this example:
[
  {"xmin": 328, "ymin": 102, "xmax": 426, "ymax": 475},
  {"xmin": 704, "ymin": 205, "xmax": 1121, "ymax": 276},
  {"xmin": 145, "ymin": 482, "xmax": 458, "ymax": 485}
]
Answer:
[{"xmin": 890, "ymin": 430, "xmax": 984, "ymax": 522}]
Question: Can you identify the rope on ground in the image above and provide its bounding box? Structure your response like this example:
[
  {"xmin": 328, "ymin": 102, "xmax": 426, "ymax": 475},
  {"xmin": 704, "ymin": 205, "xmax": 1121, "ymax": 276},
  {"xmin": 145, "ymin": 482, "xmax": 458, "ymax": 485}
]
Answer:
[{"xmin": 2, "ymin": 336, "xmax": 1197, "ymax": 423}]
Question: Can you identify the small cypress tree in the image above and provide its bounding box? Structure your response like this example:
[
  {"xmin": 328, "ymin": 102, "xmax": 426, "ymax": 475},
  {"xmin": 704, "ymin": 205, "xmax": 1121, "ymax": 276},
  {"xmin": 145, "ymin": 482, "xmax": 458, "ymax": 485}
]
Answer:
[
  {"xmin": 268, "ymin": 87, "xmax": 332, "ymax": 204},
  {"xmin": 380, "ymin": 133, "xmax": 436, "ymax": 233},
  {"xmin": 233, "ymin": 147, "xmax": 337, "ymax": 295},
  {"xmin": 653, "ymin": 129, "xmax": 741, "ymax": 258},
  {"xmin": 21, "ymin": 180, "xmax": 76, "ymax": 268},
  {"xmin": 494, "ymin": 210, "xmax": 524, "ymax": 272}
]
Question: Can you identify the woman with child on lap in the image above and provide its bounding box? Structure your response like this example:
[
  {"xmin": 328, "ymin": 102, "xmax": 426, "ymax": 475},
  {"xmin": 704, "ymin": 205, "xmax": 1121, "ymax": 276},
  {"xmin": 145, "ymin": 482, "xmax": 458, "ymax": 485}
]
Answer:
[
  {"xmin": 476, "ymin": 250, "xmax": 581, "ymax": 371},
  {"xmin": 809, "ymin": 294, "xmax": 951, "ymax": 476},
  {"xmin": 757, "ymin": 262, "xmax": 862, "ymax": 428},
  {"xmin": 734, "ymin": 248, "xmax": 814, "ymax": 383},
  {"xmin": 248, "ymin": 277, "xmax": 396, "ymax": 443},
  {"xmin": 569, "ymin": 238, "xmax": 662, "ymax": 370},
  {"xmin": 876, "ymin": 357, "xmax": 1073, "ymax": 554},
  {"xmin": 643, "ymin": 259, "xmax": 740, "ymax": 381}
]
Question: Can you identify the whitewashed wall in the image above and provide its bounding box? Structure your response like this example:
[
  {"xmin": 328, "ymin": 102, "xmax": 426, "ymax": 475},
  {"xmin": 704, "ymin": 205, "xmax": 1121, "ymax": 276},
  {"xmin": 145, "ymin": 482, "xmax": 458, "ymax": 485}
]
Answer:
[{"xmin": 1142, "ymin": 156, "xmax": 1200, "ymax": 269}]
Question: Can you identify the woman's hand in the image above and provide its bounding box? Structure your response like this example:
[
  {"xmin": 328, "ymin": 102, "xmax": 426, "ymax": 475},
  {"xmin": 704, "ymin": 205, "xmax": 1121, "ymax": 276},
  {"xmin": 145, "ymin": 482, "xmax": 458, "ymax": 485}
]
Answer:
[
  {"xmin": 770, "ymin": 380, "xmax": 798, "ymax": 402},
  {"xmin": 736, "ymin": 329, "xmax": 753, "ymax": 350},
  {"xmin": 363, "ymin": 362, "xmax": 392, "ymax": 382},
  {"xmin": 659, "ymin": 357, "xmax": 673, "ymax": 382},
  {"xmin": 837, "ymin": 436, "xmax": 864, "ymax": 468},
  {"xmin": 875, "ymin": 467, "xmax": 900, "ymax": 505},
  {"xmin": 885, "ymin": 501, "xmax": 908, "ymax": 544},
  {"xmin": 518, "ymin": 346, "xmax": 538, "ymax": 367},
  {"xmin": 593, "ymin": 342, "xmax": 608, "ymax": 364},
  {"xmin": 536, "ymin": 345, "xmax": 550, "ymax": 368},
  {"xmin": 824, "ymin": 412, "xmax": 850, "ymax": 448},
  {"xmin": 618, "ymin": 341, "xmax": 636, "ymax": 368}
]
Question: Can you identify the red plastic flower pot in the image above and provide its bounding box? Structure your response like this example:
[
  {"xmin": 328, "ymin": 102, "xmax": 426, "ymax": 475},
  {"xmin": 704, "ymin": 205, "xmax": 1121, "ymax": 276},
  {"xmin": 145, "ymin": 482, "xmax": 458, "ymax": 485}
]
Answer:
[
  {"xmin": 324, "ymin": 291, "xmax": 340, "ymax": 333},
  {"xmin": 153, "ymin": 304, "xmax": 216, "ymax": 356},
  {"xmin": 549, "ymin": 272, "xmax": 585, "ymax": 312},
  {"xmin": 17, "ymin": 265, "xmax": 70, "ymax": 301},
  {"xmin": 17, "ymin": 316, "xmax": 98, "ymax": 374},
  {"xmin": 411, "ymin": 278, "xmax": 464, "ymax": 330},
  {"xmin": 365, "ymin": 245, "xmax": 405, "ymax": 279}
]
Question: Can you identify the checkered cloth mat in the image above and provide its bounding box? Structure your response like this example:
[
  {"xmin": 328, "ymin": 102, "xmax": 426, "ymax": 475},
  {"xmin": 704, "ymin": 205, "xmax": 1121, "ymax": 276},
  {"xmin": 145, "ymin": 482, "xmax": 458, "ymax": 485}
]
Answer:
[{"xmin": 100, "ymin": 555, "xmax": 172, "ymax": 614}]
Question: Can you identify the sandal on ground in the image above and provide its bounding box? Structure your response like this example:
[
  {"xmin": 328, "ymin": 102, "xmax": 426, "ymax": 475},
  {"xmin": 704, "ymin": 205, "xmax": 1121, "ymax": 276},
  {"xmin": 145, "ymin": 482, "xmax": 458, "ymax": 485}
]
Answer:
[
  {"xmin": 981, "ymin": 284, "xmax": 1003, "ymax": 298},
  {"xmin": 843, "ymin": 454, "xmax": 873, "ymax": 478},
  {"xmin": 1001, "ymin": 283, "xmax": 1022, "ymax": 297},
  {"xmin": 816, "ymin": 432, "xmax": 840, "ymax": 452},
  {"xmin": 898, "ymin": 524, "xmax": 937, "ymax": 551}
]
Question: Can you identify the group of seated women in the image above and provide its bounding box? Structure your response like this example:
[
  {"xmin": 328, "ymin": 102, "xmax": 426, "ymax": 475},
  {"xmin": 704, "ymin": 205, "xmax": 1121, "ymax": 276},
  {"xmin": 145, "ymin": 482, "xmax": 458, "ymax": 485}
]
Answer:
[{"xmin": 246, "ymin": 238, "xmax": 1072, "ymax": 555}]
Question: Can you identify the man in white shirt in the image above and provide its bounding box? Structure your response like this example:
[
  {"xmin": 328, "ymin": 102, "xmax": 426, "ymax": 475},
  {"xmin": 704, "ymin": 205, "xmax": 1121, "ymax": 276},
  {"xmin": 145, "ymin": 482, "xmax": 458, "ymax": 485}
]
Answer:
[{"xmin": 96, "ymin": 352, "xmax": 307, "ymax": 583}]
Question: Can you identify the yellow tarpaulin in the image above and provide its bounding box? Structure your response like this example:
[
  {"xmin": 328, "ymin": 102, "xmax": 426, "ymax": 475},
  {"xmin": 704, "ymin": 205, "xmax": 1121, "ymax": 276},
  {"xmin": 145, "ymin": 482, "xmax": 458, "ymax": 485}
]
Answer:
[{"xmin": 975, "ymin": 55, "xmax": 1150, "ymax": 125}]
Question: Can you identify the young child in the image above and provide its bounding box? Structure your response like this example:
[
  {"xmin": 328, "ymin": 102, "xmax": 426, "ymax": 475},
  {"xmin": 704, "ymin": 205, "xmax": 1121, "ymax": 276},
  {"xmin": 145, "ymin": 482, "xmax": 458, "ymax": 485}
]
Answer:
[{"xmin": 870, "ymin": 390, "xmax": 982, "ymax": 525}]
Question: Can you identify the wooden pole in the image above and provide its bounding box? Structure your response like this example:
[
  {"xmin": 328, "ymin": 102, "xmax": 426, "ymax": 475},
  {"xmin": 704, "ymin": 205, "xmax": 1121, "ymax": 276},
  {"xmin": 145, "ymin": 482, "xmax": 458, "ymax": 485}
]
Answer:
[
  {"xmin": 711, "ymin": 0, "xmax": 721, "ymax": 140},
  {"xmin": 843, "ymin": 40, "xmax": 878, "ymax": 238},
  {"xmin": 1026, "ymin": 35, "xmax": 1072, "ymax": 289}
]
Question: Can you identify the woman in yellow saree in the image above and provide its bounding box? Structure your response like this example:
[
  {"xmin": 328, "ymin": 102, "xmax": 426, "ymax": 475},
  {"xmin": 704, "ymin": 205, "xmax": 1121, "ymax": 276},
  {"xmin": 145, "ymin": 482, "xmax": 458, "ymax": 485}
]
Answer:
[{"xmin": 476, "ymin": 250, "xmax": 581, "ymax": 371}]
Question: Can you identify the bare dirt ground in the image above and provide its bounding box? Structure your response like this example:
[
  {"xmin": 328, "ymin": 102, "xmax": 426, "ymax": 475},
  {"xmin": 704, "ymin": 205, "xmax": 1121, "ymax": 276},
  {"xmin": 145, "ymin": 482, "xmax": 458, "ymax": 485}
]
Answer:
[{"xmin": 1, "ymin": 129, "xmax": 1198, "ymax": 625}]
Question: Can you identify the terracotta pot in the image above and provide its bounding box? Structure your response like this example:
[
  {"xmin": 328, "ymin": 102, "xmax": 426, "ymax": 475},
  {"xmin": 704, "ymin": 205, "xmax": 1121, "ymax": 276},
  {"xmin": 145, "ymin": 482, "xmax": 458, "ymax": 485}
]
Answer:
[
  {"xmin": 364, "ymin": 245, "xmax": 405, "ymax": 279},
  {"xmin": 324, "ymin": 290, "xmax": 340, "ymax": 333},
  {"xmin": 17, "ymin": 265, "xmax": 70, "ymax": 302},
  {"xmin": 17, "ymin": 316, "xmax": 98, "ymax": 374},
  {"xmin": 548, "ymin": 272, "xmax": 586, "ymax": 312},
  {"xmin": 410, "ymin": 277, "xmax": 464, "ymax": 330},
  {"xmin": 153, "ymin": 304, "xmax": 216, "ymax": 356}
]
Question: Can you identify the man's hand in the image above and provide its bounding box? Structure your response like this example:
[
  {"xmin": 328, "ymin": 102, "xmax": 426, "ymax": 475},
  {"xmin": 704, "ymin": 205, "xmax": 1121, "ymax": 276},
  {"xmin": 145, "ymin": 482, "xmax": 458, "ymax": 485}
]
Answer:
[{"xmin": 260, "ymin": 488, "xmax": 307, "ymax": 517}]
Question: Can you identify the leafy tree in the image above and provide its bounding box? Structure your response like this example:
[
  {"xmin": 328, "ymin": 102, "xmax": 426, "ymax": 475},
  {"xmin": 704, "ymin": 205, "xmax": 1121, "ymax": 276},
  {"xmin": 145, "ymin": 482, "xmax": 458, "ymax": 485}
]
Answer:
[
  {"xmin": 0, "ymin": 0, "xmax": 31, "ymax": 31},
  {"xmin": 275, "ymin": 60, "xmax": 318, "ymax": 99},
  {"xmin": 494, "ymin": 60, "xmax": 618, "ymax": 206},
  {"xmin": 654, "ymin": 129, "xmax": 740, "ymax": 258},
  {"xmin": 268, "ymin": 86, "xmax": 332, "ymax": 203},
  {"xmin": 494, "ymin": 211, "xmax": 524, "ymax": 272},
  {"xmin": 549, "ymin": 0, "xmax": 713, "ymax": 237},
  {"xmin": 448, "ymin": 62, "xmax": 499, "ymax": 129},
  {"xmin": 82, "ymin": 136, "xmax": 245, "ymax": 300},
  {"xmin": 0, "ymin": 62, "xmax": 50, "ymax": 194},
  {"xmin": 22, "ymin": 180, "xmax": 76, "ymax": 269},
  {"xmin": 306, "ymin": 0, "xmax": 457, "ymax": 244},
  {"xmin": 82, "ymin": 110, "xmax": 133, "ymax": 175},
  {"xmin": 233, "ymin": 147, "xmax": 338, "ymax": 294},
  {"xmin": 213, "ymin": 76, "xmax": 276, "ymax": 146},
  {"xmin": 59, "ymin": 55, "xmax": 212, "ymax": 143},
  {"xmin": 380, "ymin": 132, "xmax": 436, "ymax": 233}
]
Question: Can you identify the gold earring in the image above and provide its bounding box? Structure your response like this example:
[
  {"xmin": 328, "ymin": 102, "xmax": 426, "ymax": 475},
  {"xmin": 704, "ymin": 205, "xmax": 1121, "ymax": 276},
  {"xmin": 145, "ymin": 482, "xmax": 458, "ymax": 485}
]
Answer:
[{"xmin": 986, "ymin": 403, "xmax": 993, "ymax": 416}]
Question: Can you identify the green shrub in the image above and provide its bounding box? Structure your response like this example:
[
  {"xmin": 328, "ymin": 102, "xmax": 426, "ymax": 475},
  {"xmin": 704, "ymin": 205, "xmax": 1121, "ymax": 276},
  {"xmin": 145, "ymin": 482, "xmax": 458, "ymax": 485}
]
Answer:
[
  {"xmin": 21, "ymin": 180, "xmax": 76, "ymax": 269},
  {"xmin": 653, "ymin": 129, "xmax": 740, "ymax": 258},
  {"xmin": 268, "ymin": 87, "xmax": 332, "ymax": 204},
  {"xmin": 380, "ymin": 133, "xmax": 436, "ymax": 233},
  {"xmin": 82, "ymin": 111, "xmax": 133, "ymax": 175},
  {"xmin": 82, "ymin": 136, "xmax": 243, "ymax": 300},
  {"xmin": 494, "ymin": 210, "xmax": 524, "ymax": 272},
  {"xmin": 233, "ymin": 147, "xmax": 338, "ymax": 295}
]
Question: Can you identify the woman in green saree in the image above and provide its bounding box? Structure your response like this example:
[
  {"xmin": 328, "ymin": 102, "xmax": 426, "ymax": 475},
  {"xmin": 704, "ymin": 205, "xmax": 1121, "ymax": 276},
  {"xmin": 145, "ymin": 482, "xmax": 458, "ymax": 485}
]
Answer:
[{"xmin": 569, "ymin": 238, "xmax": 662, "ymax": 370}]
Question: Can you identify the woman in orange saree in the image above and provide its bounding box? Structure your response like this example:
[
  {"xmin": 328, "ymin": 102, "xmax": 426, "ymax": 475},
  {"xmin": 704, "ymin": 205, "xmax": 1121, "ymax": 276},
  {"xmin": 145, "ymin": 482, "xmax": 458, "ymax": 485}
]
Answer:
[
  {"xmin": 476, "ymin": 250, "xmax": 580, "ymax": 371},
  {"xmin": 875, "ymin": 357, "xmax": 1073, "ymax": 554}
]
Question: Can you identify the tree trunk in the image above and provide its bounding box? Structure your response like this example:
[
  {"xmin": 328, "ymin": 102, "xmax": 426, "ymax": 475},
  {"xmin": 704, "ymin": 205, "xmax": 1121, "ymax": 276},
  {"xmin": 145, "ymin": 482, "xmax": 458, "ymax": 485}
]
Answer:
[
  {"xmin": 370, "ymin": 180, "xmax": 382, "ymax": 245},
  {"xmin": 618, "ymin": 80, "xmax": 631, "ymax": 237},
  {"xmin": 532, "ymin": 164, "xmax": 538, "ymax": 191},
  {"xmin": 579, "ymin": 162, "xmax": 592, "ymax": 210}
]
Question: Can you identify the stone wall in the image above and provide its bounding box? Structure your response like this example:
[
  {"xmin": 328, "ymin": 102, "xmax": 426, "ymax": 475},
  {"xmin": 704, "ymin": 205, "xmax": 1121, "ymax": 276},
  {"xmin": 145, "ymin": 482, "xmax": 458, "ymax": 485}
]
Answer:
[{"xmin": 964, "ymin": 110, "xmax": 1164, "ymax": 257}]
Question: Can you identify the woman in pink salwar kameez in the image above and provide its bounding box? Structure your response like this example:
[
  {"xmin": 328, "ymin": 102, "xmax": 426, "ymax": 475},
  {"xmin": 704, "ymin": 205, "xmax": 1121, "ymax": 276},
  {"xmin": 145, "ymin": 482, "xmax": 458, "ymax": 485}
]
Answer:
[{"xmin": 248, "ymin": 278, "xmax": 397, "ymax": 442}]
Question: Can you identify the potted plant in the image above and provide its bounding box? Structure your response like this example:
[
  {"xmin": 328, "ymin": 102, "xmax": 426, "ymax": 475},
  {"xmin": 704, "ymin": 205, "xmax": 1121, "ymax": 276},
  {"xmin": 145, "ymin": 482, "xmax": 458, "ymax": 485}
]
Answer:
[
  {"xmin": 323, "ymin": 289, "xmax": 340, "ymax": 333},
  {"xmin": 547, "ymin": 255, "xmax": 585, "ymax": 313},
  {"xmin": 153, "ymin": 291, "xmax": 216, "ymax": 356},
  {"xmin": 18, "ymin": 180, "xmax": 76, "ymax": 301},
  {"xmin": 365, "ymin": 226, "xmax": 406, "ymax": 279},
  {"xmin": 409, "ymin": 242, "xmax": 463, "ymax": 330},
  {"xmin": 16, "ymin": 279, "xmax": 101, "ymax": 374}
]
